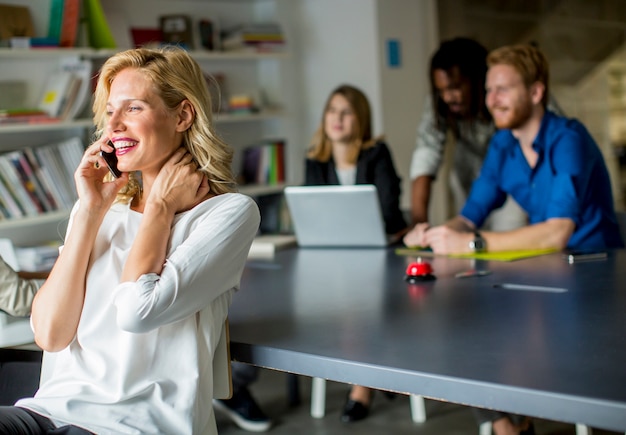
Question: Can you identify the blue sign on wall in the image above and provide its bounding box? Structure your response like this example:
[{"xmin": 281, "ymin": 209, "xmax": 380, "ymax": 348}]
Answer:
[{"xmin": 387, "ymin": 39, "xmax": 401, "ymax": 68}]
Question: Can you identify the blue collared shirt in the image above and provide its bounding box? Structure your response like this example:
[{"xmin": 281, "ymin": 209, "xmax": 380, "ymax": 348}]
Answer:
[{"xmin": 461, "ymin": 111, "xmax": 623, "ymax": 249}]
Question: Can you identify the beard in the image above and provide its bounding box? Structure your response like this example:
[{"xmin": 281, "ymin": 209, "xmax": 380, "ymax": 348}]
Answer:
[{"xmin": 491, "ymin": 97, "xmax": 533, "ymax": 130}]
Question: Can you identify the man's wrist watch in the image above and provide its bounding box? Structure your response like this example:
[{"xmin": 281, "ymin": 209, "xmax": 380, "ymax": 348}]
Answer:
[{"xmin": 469, "ymin": 231, "xmax": 487, "ymax": 253}]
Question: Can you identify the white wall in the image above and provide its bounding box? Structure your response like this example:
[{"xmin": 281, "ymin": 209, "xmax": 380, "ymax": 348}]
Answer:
[
  {"xmin": 289, "ymin": 0, "xmax": 437, "ymax": 210},
  {"xmin": 290, "ymin": 0, "xmax": 382, "ymax": 149},
  {"xmin": 376, "ymin": 0, "xmax": 438, "ymax": 210}
]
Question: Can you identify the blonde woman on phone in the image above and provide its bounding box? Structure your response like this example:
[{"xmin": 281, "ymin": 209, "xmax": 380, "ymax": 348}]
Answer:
[{"xmin": 0, "ymin": 47, "xmax": 259, "ymax": 435}]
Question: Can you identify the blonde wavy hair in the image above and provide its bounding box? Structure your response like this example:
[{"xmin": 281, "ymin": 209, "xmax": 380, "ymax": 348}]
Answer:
[
  {"xmin": 92, "ymin": 47, "xmax": 236, "ymax": 203},
  {"xmin": 307, "ymin": 84, "xmax": 379, "ymax": 162}
]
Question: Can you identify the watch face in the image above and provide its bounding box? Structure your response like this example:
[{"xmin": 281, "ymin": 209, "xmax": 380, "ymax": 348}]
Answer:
[{"xmin": 470, "ymin": 235, "xmax": 486, "ymax": 252}]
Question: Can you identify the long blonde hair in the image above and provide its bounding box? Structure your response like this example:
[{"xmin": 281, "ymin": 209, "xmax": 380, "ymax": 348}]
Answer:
[
  {"xmin": 92, "ymin": 47, "xmax": 236, "ymax": 203},
  {"xmin": 307, "ymin": 84, "xmax": 378, "ymax": 162}
]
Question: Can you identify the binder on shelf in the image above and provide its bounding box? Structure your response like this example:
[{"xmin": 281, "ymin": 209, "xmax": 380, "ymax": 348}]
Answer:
[
  {"xmin": 47, "ymin": 0, "xmax": 65, "ymax": 44},
  {"xmin": 38, "ymin": 71, "xmax": 76, "ymax": 118},
  {"xmin": 83, "ymin": 0, "xmax": 116, "ymax": 49}
]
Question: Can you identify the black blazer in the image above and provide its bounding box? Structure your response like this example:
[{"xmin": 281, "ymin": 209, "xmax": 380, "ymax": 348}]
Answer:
[{"xmin": 305, "ymin": 141, "xmax": 407, "ymax": 234}]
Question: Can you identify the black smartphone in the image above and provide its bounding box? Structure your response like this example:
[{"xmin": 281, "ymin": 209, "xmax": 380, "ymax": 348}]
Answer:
[{"xmin": 100, "ymin": 142, "xmax": 122, "ymax": 178}]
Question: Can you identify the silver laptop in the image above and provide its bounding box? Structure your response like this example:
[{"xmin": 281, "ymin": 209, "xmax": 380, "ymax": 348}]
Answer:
[{"xmin": 284, "ymin": 185, "xmax": 388, "ymax": 247}]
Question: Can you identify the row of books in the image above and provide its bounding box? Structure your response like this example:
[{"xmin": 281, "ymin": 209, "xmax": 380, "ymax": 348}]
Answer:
[
  {"xmin": 0, "ymin": 137, "xmax": 84, "ymax": 220},
  {"xmin": 221, "ymin": 22, "xmax": 286, "ymax": 53},
  {"xmin": 239, "ymin": 139, "xmax": 286, "ymax": 186},
  {"xmin": 1, "ymin": 0, "xmax": 115, "ymax": 49},
  {"xmin": 47, "ymin": 0, "xmax": 115, "ymax": 49},
  {"xmin": 0, "ymin": 57, "xmax": 93, "ymax": 124},
  {"xmin": 38, "ymin": 57, "xmax": 93, "ymax": 120}
]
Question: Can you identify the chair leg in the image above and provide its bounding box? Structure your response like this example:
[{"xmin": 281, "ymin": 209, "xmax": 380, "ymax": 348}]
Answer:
[
  {"xmin": 576, "ymin": 424, "xmax": 593, "ymax": 435},
  {"xmin": 479, "ymin": 421, "xmax": 492, "ymax": 435},
  {"xmin": 409, "ymin": 394, "xmax": 427, "ymax": 423},
  {"xmin": 310, "ymin": 377, "xmax": 326, "ymax": 418}
]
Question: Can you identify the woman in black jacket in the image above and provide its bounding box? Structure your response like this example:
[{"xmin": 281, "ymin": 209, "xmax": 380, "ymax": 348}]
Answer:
[
  {"xmin": 305, "ymin": 84, "xmax": 407, "ymax": 237},
  {"xmin": 305, "ymin": 84, "xmax": 407, "ymax": 422}
]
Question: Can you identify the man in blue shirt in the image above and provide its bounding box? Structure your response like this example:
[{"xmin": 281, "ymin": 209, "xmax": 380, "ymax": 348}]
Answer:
[{"xmin": 404, "ymin": 43, "xmax": 623, "ymax": 254}]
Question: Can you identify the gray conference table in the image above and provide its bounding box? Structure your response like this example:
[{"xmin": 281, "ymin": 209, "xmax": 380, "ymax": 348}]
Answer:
[{"xmin": 229, "ymin": 247, "xmax": 626, "ymax": 432}]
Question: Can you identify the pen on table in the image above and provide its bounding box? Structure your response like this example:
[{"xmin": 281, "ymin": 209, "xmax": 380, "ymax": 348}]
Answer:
[
  {"xmin": 563, "ymin": 252, "xmax": 607, "ymax": 264},
  {"xmin": 493, "ymin": 283, "xmax": 568, "ymax": 293}
]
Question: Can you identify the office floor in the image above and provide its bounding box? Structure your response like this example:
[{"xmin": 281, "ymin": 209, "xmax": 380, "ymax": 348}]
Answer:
[{"xmin": 215, "ymin": 368, "xmax": 622, "ymax": 435}]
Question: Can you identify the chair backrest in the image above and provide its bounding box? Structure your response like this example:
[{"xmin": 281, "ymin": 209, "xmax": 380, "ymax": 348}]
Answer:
[{"xmin": 212, "ymin": 319, "xmax": 232, "ymax": 399}]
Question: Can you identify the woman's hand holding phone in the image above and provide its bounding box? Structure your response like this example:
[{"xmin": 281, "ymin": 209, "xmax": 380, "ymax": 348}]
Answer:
[
  {"xmin": 74, "ymin": 139, "xmax": 129, "ymax": 212},
  {"xmin": 100, "ymin": 141, "xmax": 122, "ymax": 178}
]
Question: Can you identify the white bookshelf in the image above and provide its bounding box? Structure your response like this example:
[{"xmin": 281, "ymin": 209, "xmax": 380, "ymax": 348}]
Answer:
[{"xmin": 0, "ymin": 0, "xmax": 299, "ymax": 247}]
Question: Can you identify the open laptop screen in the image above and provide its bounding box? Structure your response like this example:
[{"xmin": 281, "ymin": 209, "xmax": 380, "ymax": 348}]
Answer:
[{"xmin": 284, "ymin": 185, "xmax": 388, "ymax": 248}]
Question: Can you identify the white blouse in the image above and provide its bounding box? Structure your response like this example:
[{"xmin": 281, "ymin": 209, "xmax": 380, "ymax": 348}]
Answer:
[
  {"xmin": 17, "ymin": 193, "xmax": 260, "ymax": 435},
  {"xmin": 335, "ymin": 166, "xmax": 356, "ymax": 186}
]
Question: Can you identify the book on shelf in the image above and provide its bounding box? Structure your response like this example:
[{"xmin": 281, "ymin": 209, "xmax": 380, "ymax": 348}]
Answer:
[
  {"xmin": 0, "ymin": 108, "xmax": 58, "ymax": 125},
  {"xmin": 23, "ymin": 148, "xmax": 68, "ymax": 211},
  {"xmin": 56, "ymin": 137, "xmax": 84, "ymax": 187},
  {"xmin": 34, "ymin": 146, "xmax": 76, "ymax": 210},
  {"xmin": 59, "ymin": 0, "xmax": 81, "ymax": 47},
  {"xmin": 0, "ymin": 157, "xmax": 40, "ymax": 217},
  {"xmin": 83, "ymin": 0, "xmax": 116, "ymax": 49},
  {"xmin": 59, "ymin": 57, "xmax": 93, "ymax": 120},
  {"xmin": 0, "ymin": 137, "xmax": 84, "ymax": 220},
  {"xmin": 6, "ymin": 151, "xmax": 50, "ymax": 213},
  {"xmin": 48, "ymin": 0, "xmax": 81, "ymax": 47},
  {"xmin": 0, "ymin": 169, "xmax": 25, "ymax": 218},
  {"xmin": 16, "ymin": 243, "xmax": 61, "ymax": 272},
  {"xmin": 240, "ymin": 139, "xmax": 285, "ymax": 186},
  {"xmin": 47, "ymin": 0, "xmax": 64, "ymax": 44},
  {"xmin": 221, "ymin": 22, "xmax": 286, "ymax": 53},
  {"xmin": 38, "ymin": 71, "xmax": 77, "ymax": 118},
  {"xmin": 0, "ymin": 188, "xmax": 16, "ymax": 220}
]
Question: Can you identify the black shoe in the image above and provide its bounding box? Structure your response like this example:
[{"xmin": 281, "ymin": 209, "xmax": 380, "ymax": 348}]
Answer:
[
  {"xmin": 213, "ymin": 387, "xmax": 272, "ymax": 432},
  {"xmin": 340, "ymin": 397, "xmax": 370, "ymax": 423},
  {"xmin": 382, "ymin": 390, "xmax": 398, "ymax": 401},
  {"xmin": 521, "ymin": 421, "xmax": 535, "ymax": 435}
]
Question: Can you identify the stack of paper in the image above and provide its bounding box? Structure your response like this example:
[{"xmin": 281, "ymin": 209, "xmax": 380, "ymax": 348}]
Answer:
[{"xmin": 247, "ymin": 234, "xmax": 296, "ymax": 260}]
